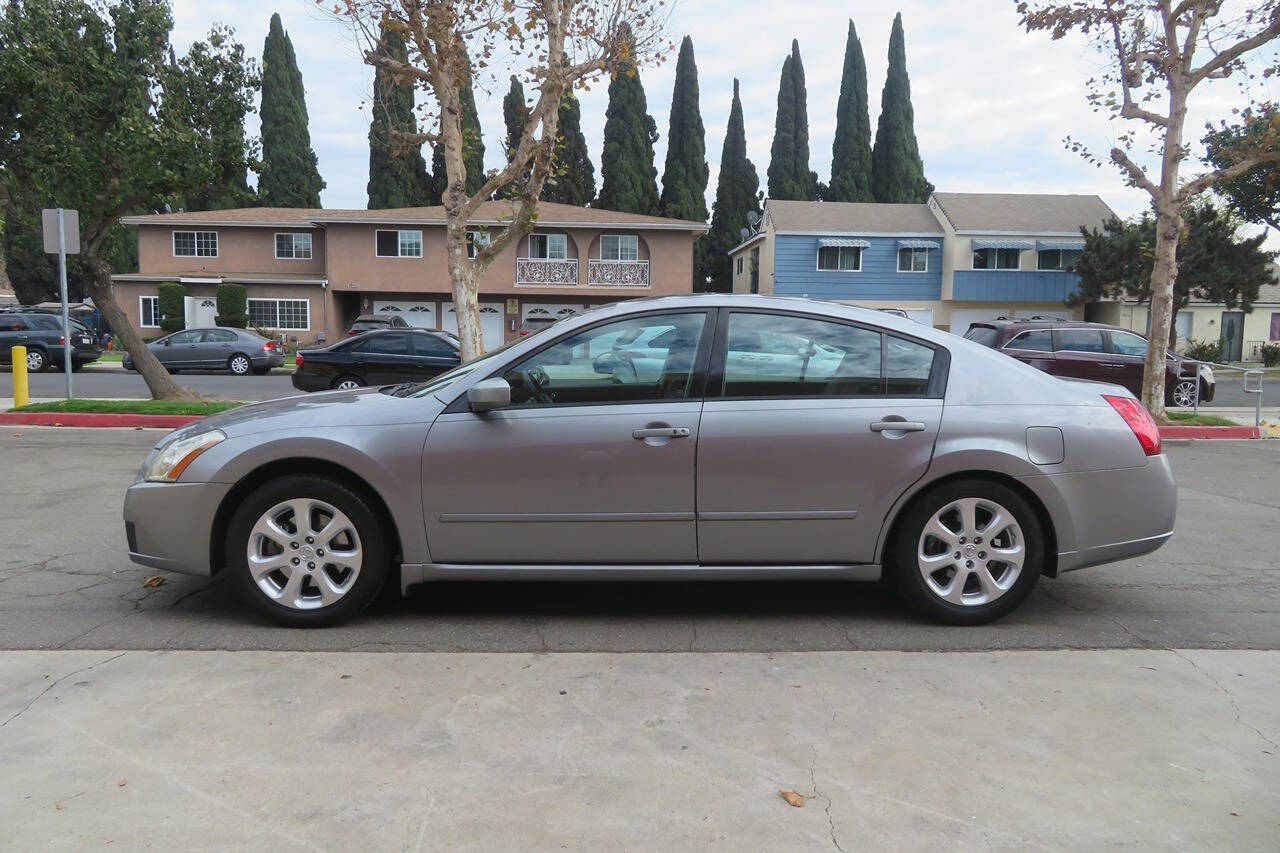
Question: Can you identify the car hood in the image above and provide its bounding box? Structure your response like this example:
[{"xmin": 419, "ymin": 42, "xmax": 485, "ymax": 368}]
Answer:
[{"xmin": 166, "ymin": 387, "xmax": 445, "ymax": 442}]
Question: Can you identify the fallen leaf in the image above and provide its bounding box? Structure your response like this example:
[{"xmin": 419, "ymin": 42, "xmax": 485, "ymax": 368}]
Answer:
[
  {"xmin": 117, "ymin": 779, "xmax": 127, "ymax": 788},
  {"xmin": 55, "ymin": 803, "xmax": 64, "ymax": 811},
  {"xmin": 142, "ymin": 576, "xmax": 165, "ymax": 588},
  {"xmin": 1230, "ymin": 811, "xmax": 1239, "ymax": 817},
  {"xmin": 779, "ymin": 789, "xmax": 805, "ymax": 808}
]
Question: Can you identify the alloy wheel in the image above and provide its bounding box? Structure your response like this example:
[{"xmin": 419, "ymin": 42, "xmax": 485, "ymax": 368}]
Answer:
[
  {"xmin": 917, "ymin": 497, "xmax": 1025, "ymax": 606},
  {"xmin": 229, "ymin": 355, "xmax": 251, "ymax": 375},
  {"xmin": 247, "ymin": 498, "xmax": 363, "ymax": 610},
  {"xmin": 335, "ymin": 378, "xmax": 362, "ymax": 390},
  {"xmin": 26, "ymin": 350, "xmax": 46, "ymax": 372},
  {"xmin": 1171, "ymin": 380, "xmax": 1197, "ymax": 408}
]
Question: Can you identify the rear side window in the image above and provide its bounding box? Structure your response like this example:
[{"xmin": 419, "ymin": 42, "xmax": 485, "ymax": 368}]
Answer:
[
  {"xmin": 885, "ymin": 336, "xmax": 935, "ymax": 396},
  {"xmin": 364, "ymin": 333, "xmax": 412, "ymax": 355},
  {"xmin": 1003, "ymin": 330, "xmax": 1053, "ymax": 352},
  {"xmin": 29, "ymin": 314, "xmax": 61, "ymax": 330},
  {"xmin": 3, "ymin": 316, "xmax": 29, "ymax": 331},
  {"xmin": 963, "ymin": 326, "xmax": 1000, "ymax": 347},
  {"xmin": 1055, "ymin": 329, "xmax": 1105, "ymax": 353}
]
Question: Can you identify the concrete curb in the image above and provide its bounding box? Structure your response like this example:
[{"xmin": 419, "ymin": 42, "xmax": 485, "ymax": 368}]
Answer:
[
  {"xmin": 1159, "ymin": 424, "xmax": 1261, "ymax": 440},
  {"xmin": 0, "ymin": 412, "xmax": 201, "ymax": 429}
]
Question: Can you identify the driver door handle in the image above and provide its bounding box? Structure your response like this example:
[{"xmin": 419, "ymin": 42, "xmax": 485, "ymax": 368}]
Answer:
[
  {"xmin": 632, "ymin": 427, "xmax": 691, "ymax": 439},
  {"xmin": 870, "ymin": 421, "xmax": 926, "ymax": 433}
]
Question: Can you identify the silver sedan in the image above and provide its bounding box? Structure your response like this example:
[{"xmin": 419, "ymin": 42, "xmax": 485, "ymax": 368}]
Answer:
[{"xmin": 123, "ymin": 295, "xmax": 1176, "ymax": 627}]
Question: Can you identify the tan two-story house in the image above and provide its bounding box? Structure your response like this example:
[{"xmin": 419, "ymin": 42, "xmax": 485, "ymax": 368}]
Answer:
[{"xmin": 114, "ymin": 201, "xmax": 708, "ymax": 348}]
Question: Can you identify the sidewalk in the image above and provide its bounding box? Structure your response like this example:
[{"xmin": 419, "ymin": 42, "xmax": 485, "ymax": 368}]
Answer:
[{"xmin": 2, "ymin": 649, "xmax": 1275, "ymax": 850}]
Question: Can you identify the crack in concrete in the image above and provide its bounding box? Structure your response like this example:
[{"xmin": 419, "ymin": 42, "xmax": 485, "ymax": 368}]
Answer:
[
  {"xmin": 1169, "ymin": 649, "xmax": 1279, "ymax": 752},
  {"xmin": 806, "ymin": 744, "xmax": 847, "ymax": 853},
  {"xmin": 1, "ymin": 651, "xmax": 127, "ymax": 727}
]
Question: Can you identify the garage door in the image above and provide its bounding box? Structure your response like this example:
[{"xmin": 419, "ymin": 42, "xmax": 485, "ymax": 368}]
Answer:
[
  {"xmin": 442, "ymin": 302, "xmax": 505, "ymax": 350},
  {"xmin": 522, "ymin": 302, "xmax": 586, "ymax": 322},
  {"xmin": 373, "ymin": 300, "xmax": 436, "ymax": 328}
]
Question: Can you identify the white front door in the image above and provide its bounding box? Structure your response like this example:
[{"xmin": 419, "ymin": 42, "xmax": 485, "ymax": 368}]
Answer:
[
  {"xmin": 373, "ymin": 300, "xmax": 437, "ymax": 328},
  {"xmin": 443, "ymin": 302, "xmax": 505, "ymax": 349},
  {"xmin": 184, "ymin": 296, "xmax": 217, "ymax": 329}
]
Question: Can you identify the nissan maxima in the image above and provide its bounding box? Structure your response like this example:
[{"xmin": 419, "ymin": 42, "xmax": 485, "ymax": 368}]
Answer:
[{"xmin": 123, "ymin": 295, "xmax": 1177, "ymax": 627}]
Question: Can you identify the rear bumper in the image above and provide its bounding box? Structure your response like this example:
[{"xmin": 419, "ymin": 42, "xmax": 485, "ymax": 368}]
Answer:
[
  {"xmin": 123, "ymin": 481, "xmax": 232, "ymax": 576},
  {"xmin": 253, "ymin": 352, "xmax": 286, "ymax": 368},
  {"xmin": 291, "ymin": 370, "xmax": 330, "ymax": 392}
]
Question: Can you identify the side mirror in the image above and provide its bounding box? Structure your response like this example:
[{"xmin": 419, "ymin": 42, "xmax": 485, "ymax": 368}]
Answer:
[
  {"xmin": 160, "ymin": 339, "xmax": 170, "ymax": 346},
  {"xmin": 467, "ymin": 377, "xmax": 511, "ymax": 413}
]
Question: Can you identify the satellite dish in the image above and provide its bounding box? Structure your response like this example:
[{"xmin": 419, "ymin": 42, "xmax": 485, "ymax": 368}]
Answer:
[
  {"xmin": 746, "ymin": 211, "xmax": 760, "ymax": 229},
  {"xmin": 739, "ymin": 227, "xmax": 749, "ymax": 241}
]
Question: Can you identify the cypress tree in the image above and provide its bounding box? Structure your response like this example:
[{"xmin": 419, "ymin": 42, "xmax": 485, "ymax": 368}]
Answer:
[
  {"xmin": 258, "ymin": 13, "xmax": 324, "ymax": 207},
  {"xmin": 766, "ymin": 40, "xmax": 816, "ymax": 201},
  {"xmin": 706, "ymin": 80, "xmax": 761, "ymax": 293},
  {"xmin": 828, "ymin": 21, "xmax": 874, "ymax": 202},
  {"xmin": 660, "ymin": 37, "xmax": 710, "ymax": 287},
  {"xmin": 499, "ymin": 76, "xmax": 530, "ymax": 198},
  {"xmin": 367, "ymin": 24, "xmax": 430, "ymax": 209},
  {"xmin": 541, "ymin": 92, "xmax": 597, "ymax": 205},
  {"xmin": 427, "ymin": 47, "xmax": 486, "ymax": 202},
  {"xmin": 871, "ymin": 13, "xmax": 933, "ymax": 203},
  {"xmin": 596, "ymin": 24, "xmax": 660, "ymax": 215}
]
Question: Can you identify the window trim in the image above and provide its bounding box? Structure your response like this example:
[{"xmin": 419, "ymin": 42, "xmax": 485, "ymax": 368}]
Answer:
[
  {"xmin": 172, "ymin": 230, "xmax": 218, "ymax": 258},
  {"xmin": 139, "ymin": 295, "xmax": 160, "ymax": 329},
  {"xmin": 274, "ymin": 231, "xmax": 314, "ymax": 260},
  {"xmin": 374, "ymin": 228, "xmax": 423, "ymax": 259},
  {"xmin": 972, "ymin": 247, "xmax": 1022, "ymax": 271},
  {"xmin": 816, "ymin": 245, "xmax": 863, "ymax": 273},
  {"xmin": 246, "ymin": 297, "xmax": 311, "ymax": 331},
  {"xmin": 599, "ymin": 233, "xmax": 639, "ymax": 262},
  {"xmin": 897, "ymin": 247, "xmax": 929, "ymax": 273}
]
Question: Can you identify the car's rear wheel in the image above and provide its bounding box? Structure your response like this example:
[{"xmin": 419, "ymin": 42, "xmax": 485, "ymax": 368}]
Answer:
[
  {"xmin": 331, "ymin": 375, "xmax": 363, "ymax": 391},
  {"xmin": 228, "ymin": 354, "xmax": 252, "ymax": 375},
  {"xmin": 25, "ymin": 349, "xmax": 48, "ymax": 373},
  {"xmin": 70, "ymin": 361, "xmax": 85, "ymax": 372},
  {"xmin": 890, "ymin": 479, "xmax": 1044, "ymax": 625},
  {"xmin": 225, "ymin": 475, "xmax": 389, "ymax": 627},
  {"xmin": 1167, "ymin": 378, "xmax": 1198, "ymax": 408}
]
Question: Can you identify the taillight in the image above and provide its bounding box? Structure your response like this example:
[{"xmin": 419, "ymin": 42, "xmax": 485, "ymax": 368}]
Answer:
[
  {"xmin": 1103, "ymin": 395, "xmax": 1161, "ymax": 456},
  {"xmin": 263, "ymin": 340, "xmax": 276, "ymax": 351},
  {"xmin": 295, "ymin": 353, "xmax": 303, "ymax": 367}
]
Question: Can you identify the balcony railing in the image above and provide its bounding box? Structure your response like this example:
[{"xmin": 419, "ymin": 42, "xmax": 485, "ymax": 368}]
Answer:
[
  {"xmin": 515, "ymin": 257, "xmax": 579, "ymax": 286},
  {"xmin": 587, "ymin": 259, "xmax": 650, "ymax": 287}
]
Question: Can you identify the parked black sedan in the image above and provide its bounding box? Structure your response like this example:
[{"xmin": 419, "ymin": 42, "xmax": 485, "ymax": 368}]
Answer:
[{"xmin": 292, "ymin": 328, "xmax": 462, "ymax": 391}]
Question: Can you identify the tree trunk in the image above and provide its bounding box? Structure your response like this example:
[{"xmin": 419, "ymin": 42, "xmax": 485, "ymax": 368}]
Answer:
[
  {"xmin": 84, "ymin": 252, "xmax": 198, "ymax": 401},
  {"xmin": 1142, "ymin": 209, "xmax": 1180, "ymax": 420}
]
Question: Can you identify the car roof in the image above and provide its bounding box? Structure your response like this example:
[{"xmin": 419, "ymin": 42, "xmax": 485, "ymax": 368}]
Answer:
[{"xmin": 971, "ymin": 319, "xmax": 1132, "ymax": 334}]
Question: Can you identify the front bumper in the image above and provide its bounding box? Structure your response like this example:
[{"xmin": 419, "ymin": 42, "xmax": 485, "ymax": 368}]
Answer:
[{"xmin": 123, "ymin": 480, "xmax": 232, "ymax": 576}]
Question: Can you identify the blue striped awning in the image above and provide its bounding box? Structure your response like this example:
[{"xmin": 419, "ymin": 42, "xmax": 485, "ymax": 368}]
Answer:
[
  {"xmin": 897, "ymin": 239, "xmax": 941, "ymax": 250},
  {"xmin": 1037, "ymin": 239, "xmax": 1086, "ymax": 251},
  {"xmin": 972, "ymin": 239, "xmax": 1035, "ymax": 250},
  {"xmin": 819, "ymin": 237, "xmax": 870, "ymax": 248}
]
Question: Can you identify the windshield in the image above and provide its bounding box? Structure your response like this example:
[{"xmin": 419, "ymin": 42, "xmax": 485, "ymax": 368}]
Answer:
[{"xmin": 393, "ymin": 338, "xmax": 524, "ymax": 398}]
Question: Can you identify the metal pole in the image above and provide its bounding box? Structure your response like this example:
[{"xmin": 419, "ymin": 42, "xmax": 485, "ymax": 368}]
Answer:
[{"xmin": 56, "ymin": 208, "xmax": 73, "ymax": 399}]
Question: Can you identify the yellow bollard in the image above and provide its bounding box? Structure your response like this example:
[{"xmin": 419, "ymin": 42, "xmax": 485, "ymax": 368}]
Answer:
[{"xmin": 12, "ymin": 345, "xmax": 28, "ymax": 408}]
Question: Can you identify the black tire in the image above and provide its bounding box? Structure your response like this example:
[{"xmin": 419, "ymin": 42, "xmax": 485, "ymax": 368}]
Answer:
[
  {"xmin": 70, "ymin": 361, "xmax": 85, "ymax": 373},
  {"xmin": 1166, "ymin": 378, "xmax": 1198, "ymax": 408},
  {"xmin": 252, "ymin": 366, "xmax": 271, "ymax": 376},
  {"xmin": 888, "ymin": 479, "xmax": 1045, "ymax": 626},
  {"xmin": 331, "ymin": 374, "xmax": 364, "ymax": 391},
  {"xmin": 228, "ymin": 353, "xmax": 252, "ymax": 375},
  {"xmin": 225, "ymin": 475, "xmax": 390, "ymax": 627},
  {"xmin": 25, "ymin": 348, "xmax": 48, "ymax": 373}
]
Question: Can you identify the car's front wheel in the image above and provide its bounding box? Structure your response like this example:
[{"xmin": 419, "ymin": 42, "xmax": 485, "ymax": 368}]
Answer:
[
  {"xmin": 890, "ymin": 479, "xmax": 1044, "ymax": 625},
  {"xmin": 225, "ymin": 475, "xmax": 389, "ymax": 627},
  {"xmin": 228, "ymin": 354, "xmax": 252, "ymax": 375},
  {"xmin": 1167, "ymin": 378, "xmax": 1198, "ymax": 408}
]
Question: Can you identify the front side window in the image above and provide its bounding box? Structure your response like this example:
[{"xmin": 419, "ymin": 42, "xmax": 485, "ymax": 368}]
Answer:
[
  {"xmin": 275, "ymin": 232, "xmax": 313, "ymax": 259},
  {"xmin": 502, "ymin": 311, "xmax": 707, "ymax": 407},
  {"xmin": 897, "ymin": 247, "xmax": 928, "ymax": 272},
  {"xmin": 166, "ymin": 330, "xmax": 203, "ymax": 345},
  {"xmin": 140, "ymin": 296, "xmax": 160, "ymax": 328},
  {"xmin": 1003, "ymin": 330, "xmax": 1053, "ymax": 352},
  {"xmin": 600, "ymin": 234, "xmax": 639, "ymax": 261},
  {"xmin": 173, "ymin": 230, "xmax": 217, "ymax": 257},
  {"xmin": 973, "ymin": 248, "xmax": 1020, "ymax": 270},
  {"xmin": 817, "ymin": 246, "xmax": 862, "ymax": 271},
  {"xmin": 247, "ymin": 298, "xmax": 309, "ymax": 330},
  {"xmin": 1037, "ymin": 249, "xmax": 1082, "ymax": 271},
  {"xmin": 529, "ymin": 233, "xmax": 567, "ymax": 259},
  {"xmin": 1109, "ymin": 331, "xmax": 1148, "ymax": 356},
  {"xmin": 1055, "ymin": 329, "xmax": 1105, "ymax": 353},
  {"xmin": 375, "ymin": 229, "xmax": 423, "ymax": 258},
  {"xmin": 413, "ymin": 332, "xmax": 458, "ymax": 357}
]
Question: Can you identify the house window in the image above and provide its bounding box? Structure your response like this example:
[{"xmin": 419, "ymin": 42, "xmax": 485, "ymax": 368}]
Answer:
[
  {"xmin": 736, "ymin": 257, "xmax": 744, "ymax": 275},
  {"xmin": 247, "ymin": 298, "xmax": 310, "ymax": 330},
  {"xmin": 529, "ymin": 233, "xmax": 567, "ymax": 259},
  {"xmin": 139, "ymin": 296, "xmax": 160, "ymax": 328},
  {"xmin": 973, "ymin": 248, "xmax": 1020, "ymax": 270},
  {"xmin": 275, "ymin": 232, "xmax": 313, "ymax": 259},
  {"xmin": 1037, "ymin": 249, "xmax": 1082, "ymax": 271},
  {"xmin": 897, "ymin": 247, "xmax": 928, "ymax": 272},
  {"xmin": 817, "ymin": 246, "xmax": 862, "ymax": 272},
  {"xmin": 173, "ymin": 230, "xmax": 217, "ymax": 257},
  {"xmin": 600, "ymin": 234, "xmax": 638, "ymax": 261},
  {"xmin": 749, "ymin": 248, "xmax": 760, "ymax": 294},
  {"xmin": 467, "ymin": 230, "xmax": 492, "ymax": 259},
  {"xmin": 375, "ymin": 229, "xmax": 423, "ymax": 258}
]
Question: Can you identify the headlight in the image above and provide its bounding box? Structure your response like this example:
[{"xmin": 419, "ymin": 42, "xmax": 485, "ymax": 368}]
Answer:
[{"xmin": 144, "ymin": 430, "xmax": 226, "ymax": 483}]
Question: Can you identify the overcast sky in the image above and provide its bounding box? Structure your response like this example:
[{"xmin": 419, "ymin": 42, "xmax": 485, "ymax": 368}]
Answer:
[{"xmin": 170, "ymin": 1, "xmax": 1277, "ymax": 224}]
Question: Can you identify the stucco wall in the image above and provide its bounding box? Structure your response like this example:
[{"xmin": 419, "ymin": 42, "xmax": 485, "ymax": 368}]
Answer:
[
  {"xmin": 111, "ymin": 280, "xmax": 328, "ymax": 344},
  {"xmin": 137, "ymin": 226, "xmax": 326, "ymax": 277}
]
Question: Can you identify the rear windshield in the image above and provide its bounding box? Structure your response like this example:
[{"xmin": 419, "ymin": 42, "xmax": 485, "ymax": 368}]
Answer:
[{"xmin": 963, "ymin": 325, "xmax": 1000, "ymax": 347}]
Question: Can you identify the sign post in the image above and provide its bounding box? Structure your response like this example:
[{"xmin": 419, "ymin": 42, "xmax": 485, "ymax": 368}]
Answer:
[{"xmin": 41, "ymin": 208, "xmax": 80, "ymax": 400}]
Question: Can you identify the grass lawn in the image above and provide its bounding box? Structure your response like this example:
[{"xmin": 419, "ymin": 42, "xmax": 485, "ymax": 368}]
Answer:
[
  {"xmin": 1166, "ymin": 412, "xmax": 1241, "ymax": 427},
  {"xmin": 10, "ymin": 399, "xmax": 242, "ymax": 416},
  {"xmin": 95, "ymin": 352, "xmax": 124, "ymax": 362}
]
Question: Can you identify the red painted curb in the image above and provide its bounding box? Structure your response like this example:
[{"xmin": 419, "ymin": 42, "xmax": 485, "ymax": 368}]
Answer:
[
  {"xmin": 0, "ymin": 412, "xmax": 203, "ymax": 429},
  {"xmin": 1159, "ymin": 424, "xmax": 1260, "ymax": 440}
]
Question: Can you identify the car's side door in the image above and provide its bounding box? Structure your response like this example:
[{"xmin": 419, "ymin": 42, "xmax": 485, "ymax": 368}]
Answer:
[
  {"xmin": 696, "ymin": 310, "xmax": 945, "ymax": 564},
  {"xmin": 201, "ymin": 329, "xmax": 239, "ymax": 368},
  {"xmin": 1051, "ymin": 328, "xmax": 1112, "ymax": 384},
  {"xmin": 359, "ymin": 332, "xmax": 417, "ymax": 384},
  {"xmin": 422, "ymin": 310, "xmax": 711, "ymax": 564},
  {"xmin": 157, "ymin": 330, "xmax": 203, "ymax": 368},
  {"xmin": 1105, "ymin": 330, "xmax": 1149, "ymax": 397},
  {"xmin": 409, "ymin": 331, "xmax": 462, "ymax": 378}
]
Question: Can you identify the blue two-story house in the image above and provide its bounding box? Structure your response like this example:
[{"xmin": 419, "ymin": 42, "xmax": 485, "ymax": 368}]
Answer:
[{"xmin": 730, "ymin": 192, "xmax": 1116, "ymax": 333}]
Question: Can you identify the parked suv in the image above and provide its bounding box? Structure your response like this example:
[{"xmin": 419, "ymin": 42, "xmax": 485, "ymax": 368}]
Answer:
[
  {"xmin": 0, "ymin": 311, "xmax": 102, "ymax": 372},
  {"xmin": 346, "ymin": 313, "xmax": 410, "ymax": 336},
  {"xmin": 964, "ymin": 319, "xmax": 1214, "ymax": 407}
]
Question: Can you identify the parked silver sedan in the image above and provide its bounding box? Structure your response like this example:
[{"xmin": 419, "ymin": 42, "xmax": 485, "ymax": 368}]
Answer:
[
  {"xmin": 122, "ymin": 327, "xmax": 284, "ymax": 375},
  {"xmin": 123, "ymin": 295, "xmax": 1176, "ymax": 627}
]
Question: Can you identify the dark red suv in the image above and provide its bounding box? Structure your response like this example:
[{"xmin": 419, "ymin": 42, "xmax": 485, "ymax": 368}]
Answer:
[{"xmin": 963, "ymin": 319, "xmax": 1214, "ymax": 407}]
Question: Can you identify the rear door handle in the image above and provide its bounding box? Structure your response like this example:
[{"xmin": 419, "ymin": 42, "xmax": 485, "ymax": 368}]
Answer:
[
  {"xmin": 1098, "ymin": 362, "xmax": 1124, "ymax": 368},
  {"xmin": 632, "ymin": 427, "xmax": 691, "ymax": 439},
  {"xmin": 870, "ymin": 421, "xmax": 926, "ymax": 433}
]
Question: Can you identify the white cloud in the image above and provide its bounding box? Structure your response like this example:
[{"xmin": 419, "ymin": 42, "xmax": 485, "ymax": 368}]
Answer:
[{"xmin": 170, "ymin": 0, "xmax": 1277, "ymax": 224}]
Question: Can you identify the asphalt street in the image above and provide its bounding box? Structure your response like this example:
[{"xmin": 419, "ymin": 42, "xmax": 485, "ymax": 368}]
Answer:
[{"xmin": 1, "ymin": 429, "xmax": 1276, "ymax": 652}]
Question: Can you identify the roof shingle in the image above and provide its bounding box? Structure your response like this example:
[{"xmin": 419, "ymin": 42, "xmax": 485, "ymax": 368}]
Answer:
[
  {"xmin": 931, "ymin": 192, "xmax": 1115, "ymax": 233},
  {"xmin": 765, "ymin": 200, "xmax": 942, "ymax": 234}
]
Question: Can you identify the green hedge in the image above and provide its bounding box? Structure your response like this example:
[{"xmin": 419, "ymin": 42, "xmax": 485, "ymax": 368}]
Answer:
[
  {"xmin": 157, "ymin": 282, "xmax": 185, "ymax": 333},
  {"xmin": 215, "ymin": 282, "xmax": 248, "ymax": 328}
]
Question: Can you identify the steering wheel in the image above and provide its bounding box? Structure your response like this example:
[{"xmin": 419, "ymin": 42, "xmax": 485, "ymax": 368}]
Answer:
[{"xmin": 523, "ymin": 365, "xmax": 555, "ymax": 404}]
